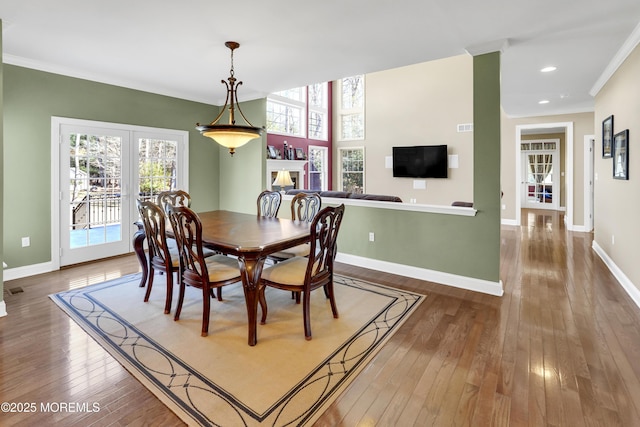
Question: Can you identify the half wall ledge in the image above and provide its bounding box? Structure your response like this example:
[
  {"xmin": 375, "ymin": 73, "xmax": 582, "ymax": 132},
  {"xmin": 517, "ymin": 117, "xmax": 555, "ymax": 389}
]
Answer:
[{"xmin": 282, "ymin": 194, "xmax": 477, "ymax": 216}]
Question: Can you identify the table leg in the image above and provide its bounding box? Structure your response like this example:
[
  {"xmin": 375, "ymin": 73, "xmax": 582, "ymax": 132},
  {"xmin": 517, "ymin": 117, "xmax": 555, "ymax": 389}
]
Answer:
[
  {"xmin": 237, "ymin": 255, "xmax": 266, "ymax": 346},
  {"xmin": 133, "ymin": 223, "xmax": 149, "ymax": 288}
]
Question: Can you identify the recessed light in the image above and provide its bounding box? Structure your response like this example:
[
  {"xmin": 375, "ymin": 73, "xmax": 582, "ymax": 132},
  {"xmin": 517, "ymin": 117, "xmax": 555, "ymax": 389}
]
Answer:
[
  {"xmin": 539, "ymin": 100, "xmax": 550, "ymax": 104},
  {"xmin": 541, "ymin": 66, "xmax": 557, "ymax": 73}
]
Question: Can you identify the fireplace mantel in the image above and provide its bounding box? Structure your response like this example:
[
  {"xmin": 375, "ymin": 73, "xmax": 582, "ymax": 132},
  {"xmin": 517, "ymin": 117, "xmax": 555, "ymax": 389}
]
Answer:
[{"xmin": 266, "ymin": 159, "xmax": 307, "ymax": 190}]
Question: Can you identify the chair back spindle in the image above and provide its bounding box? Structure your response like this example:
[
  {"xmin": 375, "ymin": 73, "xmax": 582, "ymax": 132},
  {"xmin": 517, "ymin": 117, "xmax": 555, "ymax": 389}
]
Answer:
[
  {"xmin": 157, "ymin": 190, "xmax": 191, "ymax": 213},
  {"xmin": 257, "ymin": 190, "xmax": 282, "ymax": 218},
  {"xmin": 291, "ymin": 192, "xmax": 322, "ymax": 223}
]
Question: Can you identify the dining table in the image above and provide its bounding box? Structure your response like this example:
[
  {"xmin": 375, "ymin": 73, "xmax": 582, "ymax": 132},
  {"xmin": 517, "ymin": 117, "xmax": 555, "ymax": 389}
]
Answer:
[{"xmin": 133, "ymin": 209, "xmax": 312, "ymax": 346}]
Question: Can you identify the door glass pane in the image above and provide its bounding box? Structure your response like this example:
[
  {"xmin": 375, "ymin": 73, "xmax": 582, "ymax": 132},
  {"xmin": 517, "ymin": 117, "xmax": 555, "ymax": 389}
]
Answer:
[
  {"xmin": 138, "ymin": 138, "xmax": 178, "ymax": 202},
  {"xmin": 527, "ymin": 153, "xmax": 553, "ymax": 204},
  {"xmin": 69, "ymin": 133, "xmax": 122, "ymax": 248}
]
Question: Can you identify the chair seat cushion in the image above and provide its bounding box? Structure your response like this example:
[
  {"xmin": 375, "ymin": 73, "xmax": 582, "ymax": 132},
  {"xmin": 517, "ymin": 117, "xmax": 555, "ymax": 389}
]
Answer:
[
  {"xmin": 205, "ymin": 255, "xmax": 241, "ymax": 282},
  {"xmin": 202, "ymin": 246, "xmax": 218, "ymax": 258},
  {"xmin": 261, "ymin": 256, "xmax": 308, "ymax": 286},
  {"xmin": 169, "ymin": 247, "xmax": 181, "ymax": 267},
  {"xmin": 270, "ymin": 243, "xmax": 310, "ymax": 260}
]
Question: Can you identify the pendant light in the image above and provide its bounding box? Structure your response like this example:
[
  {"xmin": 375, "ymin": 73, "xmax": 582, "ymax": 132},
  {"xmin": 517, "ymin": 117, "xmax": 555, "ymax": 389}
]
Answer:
[{"xmin": 196, "ymin": 41, "xmax": 264, "ymax": 156}]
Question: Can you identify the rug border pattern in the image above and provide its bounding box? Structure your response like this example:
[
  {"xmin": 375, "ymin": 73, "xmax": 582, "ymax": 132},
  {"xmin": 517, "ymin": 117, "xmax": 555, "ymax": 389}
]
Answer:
[{"xmin": 50, "ymin": 273, "xmax": 424, "ymax": 426}]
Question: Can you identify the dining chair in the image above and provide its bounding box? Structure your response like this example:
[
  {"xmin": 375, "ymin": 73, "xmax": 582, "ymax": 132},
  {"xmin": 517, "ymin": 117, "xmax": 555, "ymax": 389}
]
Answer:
[
  {"xmin": 259, "ymin": 204, "xmax": 345, "ymax": 340},
  {"xmin": 268, "ymin": 192, "xmax": 322, "ymax": 302},
  {"xmin": 167, "ymin": 205, "xmax": 243, "ymax": 337},
  {"xmin": 136, "ymin": 199, "xmax": 180, "ymax": 314},
  {"xmin": 157, "ymin": 190, "xmax": 191, "ymax": 212},
  {"xmin": 257, "ymin": 190, "xmax": 282, "ymax": 218},
  {"xmin": 269, "ymin": 192, "xmax": 322, "ymax": 263}
]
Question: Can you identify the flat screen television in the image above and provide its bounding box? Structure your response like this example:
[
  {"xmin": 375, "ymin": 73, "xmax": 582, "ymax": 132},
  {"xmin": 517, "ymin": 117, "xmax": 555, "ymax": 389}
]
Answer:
[{"xmin": 392, "ymin": 145, "xmax": 448, "ymax": 178}]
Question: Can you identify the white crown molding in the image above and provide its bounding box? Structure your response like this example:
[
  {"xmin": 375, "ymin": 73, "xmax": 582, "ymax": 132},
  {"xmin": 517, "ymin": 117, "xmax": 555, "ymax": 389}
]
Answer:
[
  {"xmin": 465, "ymin": 39, "xmax": 510, "ymax": 56},
  {"xmin": 590, "ymin": 21, "xmax": 640, "ymax": 97},
  {"xmin": 2, "ymin": 53, "xmax": 216, "ymax": 105}
]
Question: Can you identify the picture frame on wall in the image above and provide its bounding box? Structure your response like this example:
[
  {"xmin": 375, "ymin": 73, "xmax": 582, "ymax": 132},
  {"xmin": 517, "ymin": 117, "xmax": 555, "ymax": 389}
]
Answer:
[
  {"xmin": 295, "ymin": 148, "xmax": 306, "ymax": 160},
  {"xmin": 602, "ymin": 115, "xmax": 614, "ymax": 158},
  {"xmin": 267, "ymin": 145, "xmax": 277, "ymax": 159},
  {"xmin": 613, "ymin": 129, "xmax": 629, "ymax": 180}
]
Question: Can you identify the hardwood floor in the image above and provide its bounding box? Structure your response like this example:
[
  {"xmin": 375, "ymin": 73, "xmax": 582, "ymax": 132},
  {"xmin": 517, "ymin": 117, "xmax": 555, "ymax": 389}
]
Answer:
[{"xmin": 2, "ymin": 209, "xmax": 640, "ymax": 426}]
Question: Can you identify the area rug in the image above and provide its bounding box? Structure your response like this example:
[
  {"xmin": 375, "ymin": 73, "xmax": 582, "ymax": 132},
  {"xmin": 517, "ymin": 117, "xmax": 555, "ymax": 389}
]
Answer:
[{"xmin": 50, "ymin": 272, "xmax": 424, "ymax": 426}]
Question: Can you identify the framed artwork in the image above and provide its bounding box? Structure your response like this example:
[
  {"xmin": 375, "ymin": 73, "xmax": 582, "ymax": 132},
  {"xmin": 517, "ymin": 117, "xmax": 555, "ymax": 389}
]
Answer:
[
  {"xmin": 613, "ymin": 129, "xmax": 629, "ymax": 180},
  {"xmin": 602, "ymin": 115, "xmax": 613, "ymax": 158},
  {"xmin": 295, "ymin": 148, "xmax": 306, "ymax": 160},
  {"xmin": 267, "ymin": 145, "xmax": 277, "ymax": 159}
]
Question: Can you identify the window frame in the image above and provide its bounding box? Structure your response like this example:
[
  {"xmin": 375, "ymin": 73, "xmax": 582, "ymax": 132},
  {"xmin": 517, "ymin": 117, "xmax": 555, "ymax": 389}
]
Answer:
[
  {"xmin": 308, "ymin": 145, "xmax": 329, "ymax": 191},
  {"xmin": 338, "ymin": 146, "xmax": 365, "ymax": 193},
  {"xmin": 266, "ymin": 91, "xmax": 307, "ymax": 138},
  {"xmin": 337, "ymin": 75, "xmax": 365, "ymax": 141}
]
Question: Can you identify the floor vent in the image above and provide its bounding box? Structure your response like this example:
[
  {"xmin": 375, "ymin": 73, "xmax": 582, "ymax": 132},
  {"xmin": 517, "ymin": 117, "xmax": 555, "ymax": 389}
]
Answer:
[{"xmin": 8, "ymin": 287, "xmax": 24, "ymax": 295}]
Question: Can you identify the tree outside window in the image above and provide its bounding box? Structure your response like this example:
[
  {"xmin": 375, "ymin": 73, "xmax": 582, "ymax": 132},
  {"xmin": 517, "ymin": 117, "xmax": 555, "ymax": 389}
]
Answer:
[
  {"xmin": 339, "ymin": 147, "xmax": 364, "ymax": 193},
  {"xmin": 338, "ymin": 75, "xmax": 365, "ymax": 141}
]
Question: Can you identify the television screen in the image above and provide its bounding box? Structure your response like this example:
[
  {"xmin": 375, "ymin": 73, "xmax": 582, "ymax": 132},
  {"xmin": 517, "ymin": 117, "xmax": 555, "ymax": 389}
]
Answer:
[{"xmin": 392, "ymin": 145, "xmax": 448, "ymax": 178}]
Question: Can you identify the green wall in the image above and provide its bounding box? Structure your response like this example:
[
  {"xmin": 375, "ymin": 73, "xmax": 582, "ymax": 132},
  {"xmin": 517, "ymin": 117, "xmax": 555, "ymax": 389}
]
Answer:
[
  {"xmin": 3, "ymin": 65, "xmax": 221, "ymax": 268},
  {"xmin": 3, "ymin": 52, "xmax": 501, "ymax": 288},
  {"xmin": 1, "ymin": 21, "xmax": 4, "ymax": 304},
  {"xmin": 333, "ymin": 52, "xmax": 502, "ymax": 283},
  {"xmin": 218, "ymin": 98, "xmax": 268, "ymax": 214}
]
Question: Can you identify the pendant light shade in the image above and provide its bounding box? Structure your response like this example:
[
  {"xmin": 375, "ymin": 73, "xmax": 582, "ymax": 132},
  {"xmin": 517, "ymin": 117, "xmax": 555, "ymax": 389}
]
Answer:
[{"xmin": 196, "ymin": 41, "xmax": 264, "ymax": 156}]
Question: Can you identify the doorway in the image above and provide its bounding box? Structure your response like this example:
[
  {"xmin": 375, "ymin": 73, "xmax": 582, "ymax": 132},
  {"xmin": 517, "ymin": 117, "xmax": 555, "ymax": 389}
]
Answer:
[
  {"xmin": 52, "ymin": 117, "xmax": 189, "ymax": 267},
  {"xmin": 515, "ymin": 122, "xmax": 574, "ymax": 229},
  {"xmin": 521, "ymin": 139, "xmax": 559, "ymax": 210}
]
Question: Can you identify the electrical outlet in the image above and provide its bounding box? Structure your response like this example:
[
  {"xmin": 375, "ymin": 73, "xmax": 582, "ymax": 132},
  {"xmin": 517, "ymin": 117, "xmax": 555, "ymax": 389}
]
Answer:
[
  {"xmin": 612, "ymin": 235, "xmax": 615, "ymax": 245},
  {"xmin": 369, "ymin": 232, "xmax": 375, "ymax": 242},
  {"xmin": 21, "ymin": 237, "xmax": 30, "ymax": 247}
]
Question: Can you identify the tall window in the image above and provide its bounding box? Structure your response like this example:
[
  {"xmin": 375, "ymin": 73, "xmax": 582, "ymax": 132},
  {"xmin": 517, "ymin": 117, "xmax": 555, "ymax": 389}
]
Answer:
[
  {"xmin": 338, "ymin": 75, "xmax": 365, "ymax": 141},
  {"xmin": 308, "ymin": 83, "xmax": 328, "ymax": 140},
  {"xmin": 308, "ymin": 145, "xmax": 328, "ymax": 191},
  {"xmin": 266, "ymin": 87, "xmax": 306, "ymax": 137},
  {"xmin": 267, "ymin": 83, "xmax": 328, "ymax": 140},
  {"xmin": 338, "ymin": 147, "xmax": 365, "ymax": 193}
]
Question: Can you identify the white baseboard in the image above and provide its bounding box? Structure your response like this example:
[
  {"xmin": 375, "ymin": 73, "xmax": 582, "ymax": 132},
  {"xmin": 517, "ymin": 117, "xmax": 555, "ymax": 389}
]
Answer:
[
  {"xmin": 0, "ymin": 301, "xmax": 6, "ymax": 317},
  {"xmin": 1, "ymin": 253, "xmax": 505, "ymax": 302},
  {"xmin": 592, "ymin": 241, "xmax": 640, "ymax": 310},
  {"xmin": 336, "ymin": 253, "xmax": 503, "ymax": 296},
  {"xmin": 3, "ymin": 261, "xmax": 56, "ymax": 282},
  {"xmin": 501, "ymin": 218, "xmax": 518, "ymax": 226}
]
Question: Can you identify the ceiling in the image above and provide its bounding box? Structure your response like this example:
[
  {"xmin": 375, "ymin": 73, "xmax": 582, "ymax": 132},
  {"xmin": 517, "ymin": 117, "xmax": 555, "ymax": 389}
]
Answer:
[{"xmin": 1, "ymin": 0, "xmax": 639, "ymax": 118}]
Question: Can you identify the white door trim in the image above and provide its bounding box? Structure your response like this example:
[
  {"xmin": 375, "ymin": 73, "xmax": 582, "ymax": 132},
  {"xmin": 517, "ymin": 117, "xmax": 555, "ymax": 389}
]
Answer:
[
  {"xmin": 583, "ymin": 135, "xmax": 595, "ymax": 233},
  {"xmin": 51, "ymin": 117, "xmax": 189, "ymax": 270},
  {"xmin": 515, "ymin": 122, "xmax": 574, "ymax": 228}
]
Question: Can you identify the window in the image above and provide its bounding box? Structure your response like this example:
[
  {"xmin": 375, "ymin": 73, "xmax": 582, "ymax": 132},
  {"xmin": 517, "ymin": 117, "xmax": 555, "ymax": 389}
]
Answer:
[
  {"xmin": 338, "ymin": 147, "xmax": 365, "ymax": 193},
  {"xmin": 338, "ymin": 75, "xmax": 365, "ymax": 140},
  {"xmin": 267, "ymin": 83, "xmax": 328, "ymax": 141},
  {"xmin": 266, "ymin": 87, "xmax": 306, "ymax": 137},
  {"xmin": 308, "ymin": 145, "xmax": 328, "ymax": 191},
  {"xmin": 308, "ymin": 82, "xmax": 328, "ymax": 140}
]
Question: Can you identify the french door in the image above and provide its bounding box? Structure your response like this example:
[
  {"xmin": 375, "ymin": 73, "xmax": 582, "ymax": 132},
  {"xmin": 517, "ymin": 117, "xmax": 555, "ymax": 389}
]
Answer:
[
  {"xmin": 54, "ymin": 118, "xmax": 188, "ymax": 267},
  {"xmin": 520, "ymin": 139, "xmax": 559, "ymax": 210}
]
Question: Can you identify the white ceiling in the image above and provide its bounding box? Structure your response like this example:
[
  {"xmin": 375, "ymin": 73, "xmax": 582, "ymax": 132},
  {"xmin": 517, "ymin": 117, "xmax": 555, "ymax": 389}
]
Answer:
[{"xmin": 1, "ymin": 0, "xmax": 639, "ymax": 118}]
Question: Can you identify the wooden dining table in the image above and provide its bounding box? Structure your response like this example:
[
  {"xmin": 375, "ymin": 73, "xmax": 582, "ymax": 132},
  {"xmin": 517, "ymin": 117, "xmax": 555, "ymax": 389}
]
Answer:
[{"xmin": 133, "ymin": 209, "xmax": 311, "ymax": 346}]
